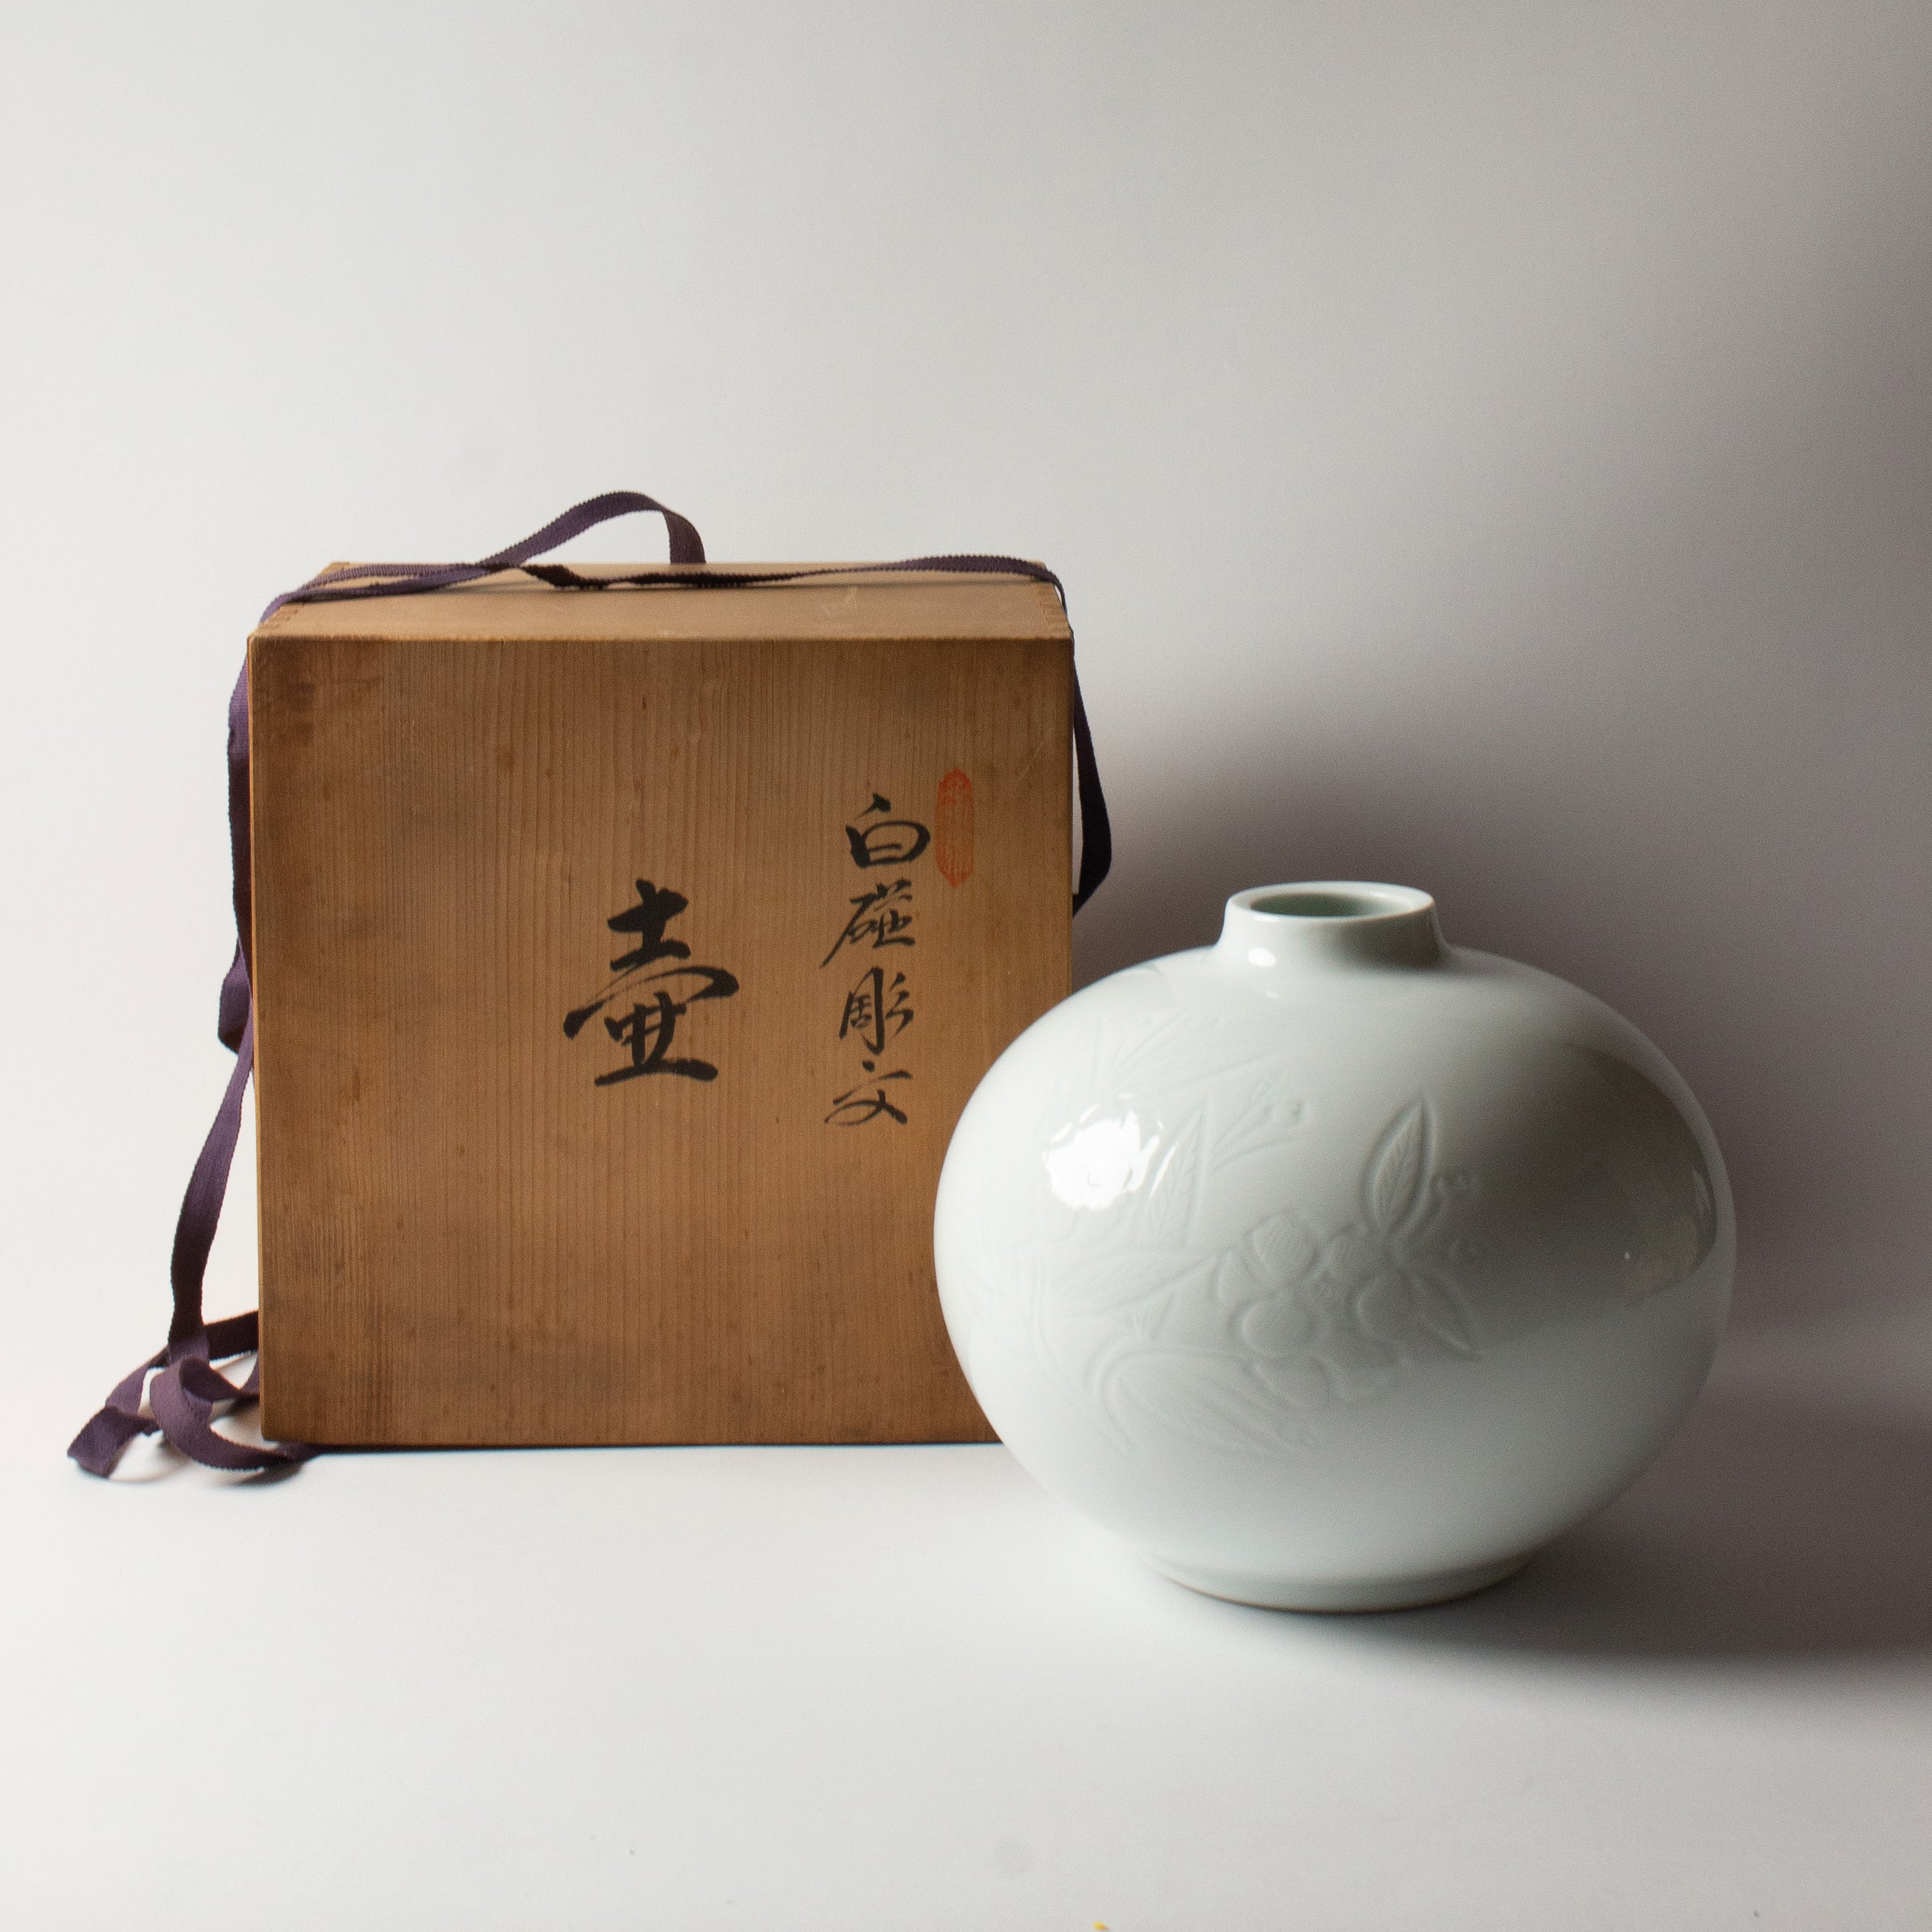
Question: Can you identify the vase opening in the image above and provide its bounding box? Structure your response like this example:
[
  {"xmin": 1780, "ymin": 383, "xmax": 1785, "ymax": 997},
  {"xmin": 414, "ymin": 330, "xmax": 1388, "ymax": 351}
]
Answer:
[
  {"xmin": 1220, "ymin": 882, "xmax": 1442, "ymax": 970},
  {"xmin": 1250, "ymin": 888, "xmax": 1410, "ymax": 920}
]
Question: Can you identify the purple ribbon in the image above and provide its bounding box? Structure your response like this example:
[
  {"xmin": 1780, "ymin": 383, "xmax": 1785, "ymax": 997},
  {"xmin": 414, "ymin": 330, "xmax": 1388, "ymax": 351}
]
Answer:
[{"xmin": 68, "ymin": 491, "xmax": 1111, "ymax": 1478}]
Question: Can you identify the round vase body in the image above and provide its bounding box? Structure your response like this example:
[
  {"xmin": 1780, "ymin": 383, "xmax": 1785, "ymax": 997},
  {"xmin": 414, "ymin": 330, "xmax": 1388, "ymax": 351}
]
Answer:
[{"xmin": 935, "ymin": 884, "xmax": 1733, "ymax": 1612}]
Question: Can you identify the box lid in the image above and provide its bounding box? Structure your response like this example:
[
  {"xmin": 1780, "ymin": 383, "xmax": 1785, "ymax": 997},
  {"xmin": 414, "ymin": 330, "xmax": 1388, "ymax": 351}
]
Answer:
[{"xmin": 252, "ymin": 564, "xmax": 1072, "ymax": 646}]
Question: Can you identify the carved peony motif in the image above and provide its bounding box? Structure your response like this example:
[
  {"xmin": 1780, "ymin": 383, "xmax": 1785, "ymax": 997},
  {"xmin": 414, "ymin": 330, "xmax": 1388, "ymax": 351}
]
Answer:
[
  {"xmin": 1214, "ymin": 1100, "xmax": 1478, "ymax": 1415},
  {"xmin": 964, "ymin": 1091, "xmax": 1483, "ymax": 1458}
]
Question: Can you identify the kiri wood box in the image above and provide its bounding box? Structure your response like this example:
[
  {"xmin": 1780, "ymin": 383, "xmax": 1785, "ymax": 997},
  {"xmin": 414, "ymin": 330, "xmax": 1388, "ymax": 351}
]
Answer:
[{"xmin": 247, "ymin": 565, "xmax": 1073, "ymax": 1447}]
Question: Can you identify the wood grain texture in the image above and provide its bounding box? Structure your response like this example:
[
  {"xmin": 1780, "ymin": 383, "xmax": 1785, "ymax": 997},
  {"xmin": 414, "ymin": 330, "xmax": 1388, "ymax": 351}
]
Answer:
[{"xmin": 249, "ymin": 568, "xmax": 1071, "ymax": 1446}]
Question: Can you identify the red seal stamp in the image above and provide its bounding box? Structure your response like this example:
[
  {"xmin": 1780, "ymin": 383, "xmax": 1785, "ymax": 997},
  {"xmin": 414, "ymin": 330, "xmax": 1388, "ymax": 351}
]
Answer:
[{"xmin": 935, "ymin": 768, "xmax": 974, "ymax": 887}]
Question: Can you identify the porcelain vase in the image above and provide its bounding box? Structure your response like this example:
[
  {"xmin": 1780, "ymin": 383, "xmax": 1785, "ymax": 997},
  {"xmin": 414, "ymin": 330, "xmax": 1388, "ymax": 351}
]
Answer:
[{"xmin": 934, "ymin": 883, "xmax": 1733, "ymax": 1612}]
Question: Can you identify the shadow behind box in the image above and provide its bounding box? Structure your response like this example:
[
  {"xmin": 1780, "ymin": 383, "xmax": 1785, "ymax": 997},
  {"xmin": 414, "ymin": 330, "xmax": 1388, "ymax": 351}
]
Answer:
[{"xmin": 246, "ymin": 565, "xmax": 1072, "ymax": 1447}]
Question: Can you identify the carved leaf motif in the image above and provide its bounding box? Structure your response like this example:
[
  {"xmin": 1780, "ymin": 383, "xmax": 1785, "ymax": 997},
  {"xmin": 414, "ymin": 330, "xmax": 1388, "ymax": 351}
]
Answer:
[
  {"xmin": 1216, "ymin": 1088, "xmax": 1306, "ymax": 1163},
  {"xmin": 1140, "ymin": 1111, "xmax": 1204, "ymax": 1245},
  {"xmin": 1100, "ymin": 1007, "xmax": 1189, "ymax": 1089},
  {"xmin": 1403, "ymin": 1271, "xmax": 1477, "ymax": 1356},
  {"xmin": 1365, "ymin": 1100, "xmax": 1431, "ymax": 1236},
  {"xmin": 1109, "ymin": 1352, "xmax": 1310, "ymax": 1455},
  {"xmin": 957, "ymin": 1249, "xmax": 1042, "ymax": 1364},
  {"xmin": 1104, "ymin": 1012, "xmax": 1304, "ymax": 1104},
  {"xmin": 1055, "ymin": 1249, "xmax": 1208, "ymax": 1311}
]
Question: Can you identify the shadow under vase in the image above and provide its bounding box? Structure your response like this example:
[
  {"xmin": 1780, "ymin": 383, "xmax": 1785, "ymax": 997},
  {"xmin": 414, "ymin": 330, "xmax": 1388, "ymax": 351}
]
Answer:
[{"xmin": 1326, "ymin": 1385, "xmax": 1932, "ymax": 1661}]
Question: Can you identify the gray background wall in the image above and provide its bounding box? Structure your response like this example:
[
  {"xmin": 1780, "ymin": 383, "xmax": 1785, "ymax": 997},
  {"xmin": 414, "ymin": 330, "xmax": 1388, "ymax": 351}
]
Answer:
[{"xmin": 3, "ymin": 0, "xmax": 1927, "ymax": 1427}]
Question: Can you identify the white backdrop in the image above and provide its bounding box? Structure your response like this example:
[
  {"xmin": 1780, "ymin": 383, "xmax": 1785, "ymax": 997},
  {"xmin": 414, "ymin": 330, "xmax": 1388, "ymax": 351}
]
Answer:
[{"xmin": 4, "ymin": 5, "xmax": 1930, "ymax": 1926}]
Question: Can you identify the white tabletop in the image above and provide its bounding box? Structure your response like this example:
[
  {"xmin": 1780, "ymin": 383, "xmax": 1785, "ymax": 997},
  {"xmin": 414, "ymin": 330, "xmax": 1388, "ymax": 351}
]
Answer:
[{"xmin": 8, "ymin": 1274, "xmax": 1928, "ymax": 1931}]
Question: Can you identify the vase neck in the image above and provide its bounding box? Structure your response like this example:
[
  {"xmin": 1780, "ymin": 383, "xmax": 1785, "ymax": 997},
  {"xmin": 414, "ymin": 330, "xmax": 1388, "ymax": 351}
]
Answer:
[{"xmin": 1214, "ymin": 883, "xmax": 1443, "ymax": 972}]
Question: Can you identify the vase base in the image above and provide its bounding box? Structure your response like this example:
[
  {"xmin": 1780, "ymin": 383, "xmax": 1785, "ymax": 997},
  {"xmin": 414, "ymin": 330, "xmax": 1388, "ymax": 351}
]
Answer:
[{"xmin": 1146, "ymin": 1550, "xmax": 1533, "ymax": 1613}]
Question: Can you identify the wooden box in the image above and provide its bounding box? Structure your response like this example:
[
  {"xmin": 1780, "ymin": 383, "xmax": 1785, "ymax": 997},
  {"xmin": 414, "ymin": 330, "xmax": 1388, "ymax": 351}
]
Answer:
[{"xmin": 247, "ymin": 566, "xmax": 1072, "ymax": 1446}]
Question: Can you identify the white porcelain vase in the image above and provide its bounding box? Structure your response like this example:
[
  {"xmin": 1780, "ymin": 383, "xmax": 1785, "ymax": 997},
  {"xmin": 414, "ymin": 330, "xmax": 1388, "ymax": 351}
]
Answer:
[{"xmin": 935, "ymin": 883, "xmax": 1733, "ymax": 1611}]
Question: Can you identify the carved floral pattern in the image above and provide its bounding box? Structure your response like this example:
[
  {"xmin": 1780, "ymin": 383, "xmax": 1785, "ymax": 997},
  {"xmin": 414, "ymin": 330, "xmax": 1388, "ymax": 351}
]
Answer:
[{"xmin": 962, "ymin": 1078, "xmax": 1484, "ymax": 1459}]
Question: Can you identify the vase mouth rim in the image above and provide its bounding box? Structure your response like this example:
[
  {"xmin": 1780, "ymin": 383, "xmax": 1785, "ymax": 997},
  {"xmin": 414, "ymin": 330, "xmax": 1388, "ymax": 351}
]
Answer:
[
  {"xmin": 1219, "ymin": 883, "xmax": 1443, "ymax": 970},
  {"xmin": 1229, "ymin": 882, "xmax": 1436, "ymax": 924}
]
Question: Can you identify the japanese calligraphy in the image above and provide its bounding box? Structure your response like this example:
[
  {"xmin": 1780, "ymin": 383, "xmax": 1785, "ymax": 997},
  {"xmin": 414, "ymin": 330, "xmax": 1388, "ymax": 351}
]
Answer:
[
  {"xmin": 825, "ymin": 1069, "xmax": 911, "ymax": 1127},
  {"xmin": 565, "ymin": 880, "xmax": 739, "ymax": 1088},
  {"xmin": 820, "ymin": 876, "xmax": 916, "ymax": 967},
  {"xmin": 838, "ymin": 965, "xmax": 913, "ymax": 1056},
  {"xmin": 822, "ymin": 791, "xmax": 931, "ymax": 1125},
  {"xmin": 844, "ymin": 791, "xmax": 931, "ymax": 869}
]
